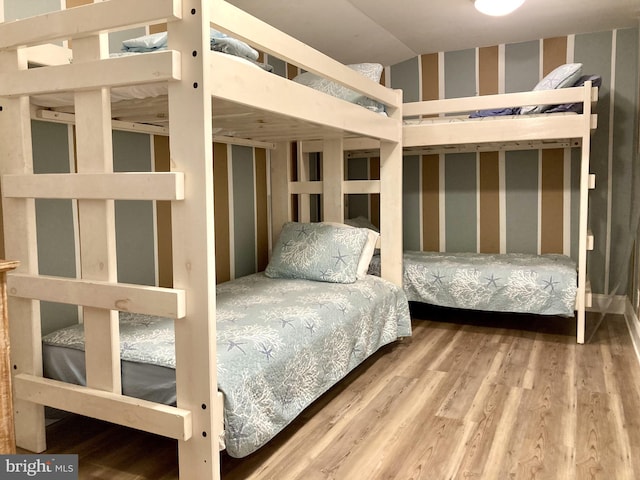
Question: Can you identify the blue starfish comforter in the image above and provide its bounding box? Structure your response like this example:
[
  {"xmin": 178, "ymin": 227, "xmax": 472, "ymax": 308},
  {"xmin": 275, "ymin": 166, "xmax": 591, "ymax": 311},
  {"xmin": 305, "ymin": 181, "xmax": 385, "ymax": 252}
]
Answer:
[
  {"xmin": 369, "ymin": 251, "xmax": 577, "ymax": 317},
  {"xmin": 42, "ymin": 272, "xmax": 411, "ymax": 457}
]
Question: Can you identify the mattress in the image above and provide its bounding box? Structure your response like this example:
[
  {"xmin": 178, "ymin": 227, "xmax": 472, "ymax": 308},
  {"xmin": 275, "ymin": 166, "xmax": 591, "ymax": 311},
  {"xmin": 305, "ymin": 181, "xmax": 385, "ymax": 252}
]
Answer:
[
  {"xmin": 369, "ymin": 251, "xmax": 577, "ymax": 317},
  {"xmin": 42, "ymin": 272, "xmax": 411, "ymax": 458}
]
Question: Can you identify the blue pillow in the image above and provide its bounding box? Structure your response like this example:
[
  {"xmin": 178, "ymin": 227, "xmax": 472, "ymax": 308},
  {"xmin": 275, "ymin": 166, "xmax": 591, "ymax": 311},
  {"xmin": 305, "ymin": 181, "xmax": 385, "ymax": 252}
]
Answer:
[
  {"xmin": 266, "ymin": 222, "xmax": 369, "ymax": 283},
  {"xmin": 121, "ymin": 29, "xmax": 259, "ymax": 62}
]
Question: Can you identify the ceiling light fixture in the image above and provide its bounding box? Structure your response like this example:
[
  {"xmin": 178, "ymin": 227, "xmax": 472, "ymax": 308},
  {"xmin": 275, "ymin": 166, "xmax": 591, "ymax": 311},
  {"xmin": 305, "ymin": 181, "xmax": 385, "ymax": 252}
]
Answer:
[{"xmin": 474, "ymin": 0, "xmax": 525, "ymax": 16}]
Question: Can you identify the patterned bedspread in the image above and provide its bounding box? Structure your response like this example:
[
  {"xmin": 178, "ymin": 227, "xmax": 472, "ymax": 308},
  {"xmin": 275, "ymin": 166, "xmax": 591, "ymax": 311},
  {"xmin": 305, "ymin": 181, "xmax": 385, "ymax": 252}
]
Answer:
[
  {"xmin": 42, "ymin": 273, "xmax": 411, "ymax": 457},
  {"xmin": 369, "ymin": 251, "xmax": 577, "ymax": 317}
]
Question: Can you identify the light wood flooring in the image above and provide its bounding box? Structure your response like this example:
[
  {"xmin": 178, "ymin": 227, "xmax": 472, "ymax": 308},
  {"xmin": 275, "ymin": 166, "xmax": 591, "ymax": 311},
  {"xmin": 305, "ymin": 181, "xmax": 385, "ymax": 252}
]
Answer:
[{"xmin": 35, "ymin": 305, "xmax": 640, "ymax": 479}]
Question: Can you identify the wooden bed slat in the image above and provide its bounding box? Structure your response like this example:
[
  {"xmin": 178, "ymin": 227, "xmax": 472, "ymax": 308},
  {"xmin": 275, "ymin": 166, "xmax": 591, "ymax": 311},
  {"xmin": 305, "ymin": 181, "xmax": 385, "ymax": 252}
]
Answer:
[
  {"xmin": 13, "ymin": 374, "xmax": 192, "ymax": 441},
  {"xmin": 0, "ymin": 50, "xmax": 180, "ymax": 97},
  {"xmin": 0, "ymin": 0, "xmax": 181, "ymax": 50},
  {"xmin": 2, "ymin": 172, "xmax": 184, "ymax": 201},
  {"xmin": 35, "ymin": 109, "xmax": 170, "ymax": 136},
  {"xmin": 403, "ymin": 114, "xmax": 590, "ymax": 148},
  {"xmin": 208, "ymin": 52, "xmax": 399, "ymax": 142},
  {"xmin": 403, "ymin": 84, "xmax": 596, "ymax": 117},
  {"xmin": 344, "ymin": 180, "xmax": 381, "ymax": 195},
  {"xmin": 8, "ymin": 274, "xmax": 186, "ymax": 319},
  {"xmin": 24, "ymin": 45, "xmax": 72, "ymax": 67},
  {"xmin": 289, "ymin": 181, "xmax": 323, "ymax": 195}
]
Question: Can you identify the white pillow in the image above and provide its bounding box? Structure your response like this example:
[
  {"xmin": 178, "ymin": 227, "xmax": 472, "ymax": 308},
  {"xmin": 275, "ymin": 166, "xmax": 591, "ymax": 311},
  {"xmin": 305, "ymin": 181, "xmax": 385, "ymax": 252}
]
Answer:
[{"xmin": 520, "ymin": 63, "xmax": 583, "ymax": 114}]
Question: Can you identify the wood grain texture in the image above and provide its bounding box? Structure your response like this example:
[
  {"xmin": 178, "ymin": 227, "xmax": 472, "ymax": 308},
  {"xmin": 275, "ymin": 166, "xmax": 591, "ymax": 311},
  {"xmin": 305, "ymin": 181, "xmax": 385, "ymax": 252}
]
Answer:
[
  {"xmin": 0, "ymin": 260, "xmax": 19, "ymax": 454},
  {"xmin": 31, "ymin": 309, "xmax": 640, "ymax": 480}
]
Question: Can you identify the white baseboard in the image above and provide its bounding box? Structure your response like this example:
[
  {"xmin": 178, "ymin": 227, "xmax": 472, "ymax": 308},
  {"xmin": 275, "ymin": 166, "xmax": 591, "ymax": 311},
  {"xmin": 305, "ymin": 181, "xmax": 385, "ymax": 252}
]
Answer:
[
  {"xmin": 587, "ymin": 294, "xmax": 640, "ymax": 366},
  {"xmin": 589, "ymin": 293, "xmax": 627, "ymax": 315},
  {"xmin": 624, "ymin": 296, "xmax": 640, "ymax": 366}
]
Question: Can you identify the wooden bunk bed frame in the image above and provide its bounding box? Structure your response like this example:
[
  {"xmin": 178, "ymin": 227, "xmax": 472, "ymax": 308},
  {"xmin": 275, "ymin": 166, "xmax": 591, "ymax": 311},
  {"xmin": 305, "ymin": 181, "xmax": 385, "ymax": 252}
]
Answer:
[
  {"xmin": 303, "ymin": 81, "xmax": 598, "ymax": 344},
  {"xmin": 0, "ymin": 1, "xmax": 403, "ymax": 478}
]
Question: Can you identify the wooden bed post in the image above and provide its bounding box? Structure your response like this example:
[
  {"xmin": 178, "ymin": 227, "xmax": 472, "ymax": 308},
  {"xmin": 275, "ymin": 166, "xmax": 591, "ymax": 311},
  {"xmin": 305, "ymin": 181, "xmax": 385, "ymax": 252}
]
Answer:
[
  {"xmin": 72, "ymin": 16, "xmax": 121, "ymax": 396},
  {"xmin": 0, "ymin": 49, "xmax": 46, "ymax": 453},
  {"xmin": 380, "ymin": 89, "xmax": 404, "ymax": 287},
  {"xmin": 575, "ymin": 81, "xmax": 594, "ymax": 344},
  {"xmin": 323, "ymin": 138, "xmax": 345, "ymax": 222},
  {"xmin": 168, "ymin": 0, "xmax": 221, "ymax": 477}
]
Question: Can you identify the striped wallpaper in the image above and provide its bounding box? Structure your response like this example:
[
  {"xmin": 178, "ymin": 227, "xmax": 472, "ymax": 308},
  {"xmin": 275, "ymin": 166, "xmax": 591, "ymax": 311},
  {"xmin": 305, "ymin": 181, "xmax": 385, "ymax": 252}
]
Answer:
[
  {"xmin": 154, "ymin": 138, "xmax": 270, "ymax": 287},
  {"xmin": 4, "ymin": 0, "xmax": 638, "ymax": 332},
  {"xmin": 380, "ymin": 28, "xmax": 639, "ymax": 296}
]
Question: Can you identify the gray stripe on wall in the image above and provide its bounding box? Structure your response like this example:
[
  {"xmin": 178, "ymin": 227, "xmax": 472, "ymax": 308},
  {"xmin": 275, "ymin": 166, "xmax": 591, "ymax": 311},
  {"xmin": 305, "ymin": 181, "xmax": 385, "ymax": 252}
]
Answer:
[
  {"xmin": 347, "ymin": 157, "xmax": 370, "ymax": 219},
  {"xmin": 403, "ymin": 155, "xmax": 421, "ymax": 251},
  {"xmin": 269, "ymin": 57, "xmax": 287, "ymax": 78},
  {"xmin": 32, "ymin": 121, "xmax": 78, "ymax": 334},
  {"xmin": 4, "ymin": 0, "xmax": 59, "ymax": 20},
  {"xmin": 232, "ymin": 145, "xmax": 256, "ymax": 278},
  {"xmin": 390, "ymin": 57, "xmax": 420, "ymax": 103},
  {"xmin": 575, "ymin": 30, "xmax": 613, "ymax": 294},
  {"xmin": 505, "ymin": 41, "xmax": 539, "ymax": 93},
  {"xmin": 113, "ymin": 131, "xmax": 156, "ymax": 286},
  {"xmin": 444, "ymin": 153, "xmax": 477, "ymax": 252},
  {"xmin": 609, "ymin": 27, "xmax": 639, "ymax": 294},
  {"xmin": 505, "ymin": 150, "xmax": 539, "ymax": 254},
  {"xmin": 444, "ymin": 49, "xmax": 475, "ymax": 99}
]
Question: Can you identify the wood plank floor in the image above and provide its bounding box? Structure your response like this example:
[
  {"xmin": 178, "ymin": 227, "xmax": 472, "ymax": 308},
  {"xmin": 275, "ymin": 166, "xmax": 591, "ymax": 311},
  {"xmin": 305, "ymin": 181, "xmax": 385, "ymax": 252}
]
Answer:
[{"xmin": 35, "ymin": 306, "xmax": 640, "ymax": 479}]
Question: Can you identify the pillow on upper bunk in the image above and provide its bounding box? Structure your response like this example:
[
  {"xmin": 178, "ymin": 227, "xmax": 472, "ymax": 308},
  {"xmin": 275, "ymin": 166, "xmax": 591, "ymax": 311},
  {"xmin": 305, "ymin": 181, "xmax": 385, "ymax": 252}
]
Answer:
[
  {"xmin": 266, "ymin": 222, "xmax": 370, "ymax": 283},
  {"xmin": 545, "ymin": 74, "xmax": 602, "ymax": 114},
  {"xmin": 292, "ymin": 63, "xmax": 386, "ymax": 113},
  {"xmin": 520, "ymin": 63, "xmax": 583, "ymax": 114},
  {"xmin": 121, "ymin": 29, "xmax": 259, "ymax": 62}
]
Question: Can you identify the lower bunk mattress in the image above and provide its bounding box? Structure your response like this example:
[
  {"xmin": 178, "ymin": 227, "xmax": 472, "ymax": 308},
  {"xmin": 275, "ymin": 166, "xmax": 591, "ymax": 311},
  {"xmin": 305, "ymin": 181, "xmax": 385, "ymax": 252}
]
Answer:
[
  {"xmin": 41, "ymin": 272, "xmax": 412, "ymax": 458},
  {"xmin": 368, "ymin": 251, "xmax": 577, "ymax": 317}
]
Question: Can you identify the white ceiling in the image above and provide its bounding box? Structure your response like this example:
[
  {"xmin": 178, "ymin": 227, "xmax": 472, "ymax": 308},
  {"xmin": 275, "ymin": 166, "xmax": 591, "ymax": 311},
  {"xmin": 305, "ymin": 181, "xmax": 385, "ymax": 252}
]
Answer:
[{"xmin": 228, "ymin": 0, "xmax": 640, "ymax": 66}]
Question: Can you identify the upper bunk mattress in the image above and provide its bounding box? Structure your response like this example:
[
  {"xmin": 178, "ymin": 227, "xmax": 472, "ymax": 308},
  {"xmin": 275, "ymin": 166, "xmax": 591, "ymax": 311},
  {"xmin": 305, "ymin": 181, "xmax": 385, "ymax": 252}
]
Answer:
[
  {"xmin": 369, "ymin": 251, "xmax": 577, "ymax": 317},
  {"xmin": 41, "ymin": 272, "xmax": 411, "ymax": 458}
]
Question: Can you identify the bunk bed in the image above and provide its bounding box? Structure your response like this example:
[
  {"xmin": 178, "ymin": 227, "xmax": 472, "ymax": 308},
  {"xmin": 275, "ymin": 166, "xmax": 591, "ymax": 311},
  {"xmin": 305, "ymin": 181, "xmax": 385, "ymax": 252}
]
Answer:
[
  {"xmin": 404, "ymin": 77, "xmax": 597, "ymax": 345},
  {"xmin": 0, "ymin": 1, "xmax": 406, "ymax": 478},
  {"xmin": 307, "ymin": 71, "xmax": 598, "ymax": 344}
]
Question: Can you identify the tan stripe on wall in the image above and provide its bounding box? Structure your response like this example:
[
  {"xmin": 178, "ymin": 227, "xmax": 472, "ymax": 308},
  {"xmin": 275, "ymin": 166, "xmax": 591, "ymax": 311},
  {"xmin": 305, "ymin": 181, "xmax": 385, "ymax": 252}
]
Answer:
[
  {"xmin": 65, "ymin": 0, "xmax": 92, "ymax": 8},
  {"xmin": 213, "ymin": 142, "xmax": 231, "ymax": 283},
  {"xmin": 287, "ymin": 64, "xmax": 299, "ymax": 81},
  {"xmin": 254, "ymin": 148, "xmax": 269, "ymax": 271},
  {"xmin": 540, "ymin": 37, "xmax": 567, "ymax": 254},
  {"xmin": 149, "ymin": 24, "xmax": 167, "ymax": 34},
  {"xmin": 420, "ymin": 53, "xmax": 440, "ymax": 251},
  {"xmin": 479, "ymin": 46, "xmax": 499, "ymax": 96},
  {"xmin": 541, "ymin": 149, "xmax": 564, "ymax": 254},
  {"xmin": 543, "ymin": 37, "xmax": 568, "ymax": 76},
  {"xmin": 479, "ymin": 152, "xmax": 500, "ymax": 253},
  {"xmin": 153, "ymin": 135, "xmax": 173, "ymax": 288},
  {"xmin": 478, "ymin": 46, "xmax": 500, "ymax": 253},
  {"xmin": 420, "ymin": 53, "xmax": 439, "ymax": 102},
  {"xmin": 369, "ymin": 157, "xmax": 380, "ymax": 229},
  {"xmin": 422, "ymin": 155, "xmax": 440, "ymax": 251}
]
